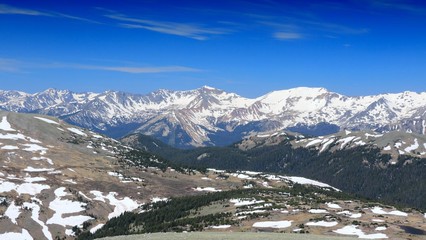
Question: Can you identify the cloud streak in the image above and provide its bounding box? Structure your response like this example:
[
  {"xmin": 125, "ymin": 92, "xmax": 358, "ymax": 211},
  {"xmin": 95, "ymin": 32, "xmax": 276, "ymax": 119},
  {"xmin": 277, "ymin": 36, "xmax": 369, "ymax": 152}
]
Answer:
[
  {"xmin": 0, "ymin": 58, "xmax": 201, "ymax": 74},
  {"xmin": 0, "ymin": 4, "xmax": 49, "ymax": 16},
  {"xmin": 106, "ymin": 14, "xmax": 230, "ymax": 40},
  {"xmin": 0, "ymin": 58, "xmax": 21, "ymax": 72},
  {"xmin": 274, "ymin": 32, "xmax": 303, "ymax": 40},
  {"xmin": 0, "ymin": 4, "xmax": 99, "ymax": 23}
]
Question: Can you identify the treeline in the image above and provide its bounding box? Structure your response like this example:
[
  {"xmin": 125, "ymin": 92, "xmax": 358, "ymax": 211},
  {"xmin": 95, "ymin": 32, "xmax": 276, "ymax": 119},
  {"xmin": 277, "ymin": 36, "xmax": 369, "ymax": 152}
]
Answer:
[{"xmin": 116, "ymin": 149, "xmax": 207, "ymax": 174}]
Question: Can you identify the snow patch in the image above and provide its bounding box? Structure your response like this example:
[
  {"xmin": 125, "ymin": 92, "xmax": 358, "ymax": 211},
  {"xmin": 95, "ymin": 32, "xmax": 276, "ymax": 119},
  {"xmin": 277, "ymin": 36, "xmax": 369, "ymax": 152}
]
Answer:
[
  {"xmin": 326, "ymin": 202, "xmax": 341, "ymax": 209},
  {"xmin": 34, "ymin": 116, "xmax": 59, "ymax": 125},
  {"xmin": 151, "ymin": 197, "xmax": 168, "ymax": 203},
  {"xmin": 337, "ymin": 136, "xmax": 356, "ymax": 149},
  {"xmin": 337, "ymin": 210, "xmax": 362, "ymax": 218},
  {"xmin": 230, "ymin": 198, "xmax": 264, "ymax": 207},
  {"xmin": 0, "ymin": 229, "xmax": 33, "ymax": 240},
  {"xmin": 90, "ymin": 224, "xmax": 105, "ymax": 234},
  {"xmin": 253, "ymin": 220, "xmax": 292, "ymax": 228},
  {"xmin": 47, "ymin": 187, "xmax": 93, "ymax": 227},
  {"xmin": 1, "ymin": 145, "xmax": 19, "ymax": 150},
  {"xmin": 375, "ymin": 226, "xmax": 387, "ymax": 231},
  {"xmin": 371, "ymin": 207, "xmax": 407, "ymax": 217},
  {"xmin": 16, "ymin": 182, "xmax": 50, "ymax": 195},
  {"xmin": 24, "ymin": 166, "xmax": 54, "ymax": 172},
  {"xmin": 333, "ymin": 225, "xmax": 388, "ymax": 239},
  {"xmin": 31, "ymin": 157, "xmax": 54, "ymax": 165},
  {"xmin": 5, "ymin": 201, "xmax": 21, "ymax": 224},
  {"xmin": 282, "ymin": 176, "xmax": 340, "ymax": 191},
  {"xmin": 230, "ymin": 173, "xmax": 254, "ymax": 179},
  {"xmin": 306, "ymin": 139, "xmax": 322, "ymax": 147},
  {"xmin": 306, "ymin": 221, "xmax": 338, "ymax": 227},
  {"xmin": 309, "ymin": 209, "xmax": 328, "ymax": 214},
  {"xmin": 21, "ymin": 143, "xmax": 48, "ymax": 154},
  {"xmin": 0, "ymin": 116, "xmax": 16, "ymax": 131},
  {"xmin": 23, "ymin": 201, "xmax": 53, "ymax": 240},
  {"xmin": 404, "ymin": 138, "xmax": 419, "ymax": 152},
  {"xmin": 372, "ymin": 219, "xmax": 385, "ymax": 223},
  {"xmin": 193, "ymin": 187, "xmax": 222, "ymax": 192},
  {"xmin": 89, "ymin": 191, "xmax": 140, "ymax": 219},
  {"xmin": 210, "ymin": 225, "xmax": 231, "ymax": 229},
  {"xmin": 67, "ymin": 127, "xmax": 87, "ymax": 136},
  {"xmin": 24, "ymin": 176, "xmax": 46, "ymax": 183}
]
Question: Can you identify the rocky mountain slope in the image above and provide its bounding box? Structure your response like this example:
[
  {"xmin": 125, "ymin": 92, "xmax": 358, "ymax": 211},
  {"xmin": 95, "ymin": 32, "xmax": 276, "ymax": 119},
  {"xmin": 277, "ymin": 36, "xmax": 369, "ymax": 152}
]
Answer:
[{"xmin": 1, "ymin": 87, "xmax": 426, "ymax": 148}]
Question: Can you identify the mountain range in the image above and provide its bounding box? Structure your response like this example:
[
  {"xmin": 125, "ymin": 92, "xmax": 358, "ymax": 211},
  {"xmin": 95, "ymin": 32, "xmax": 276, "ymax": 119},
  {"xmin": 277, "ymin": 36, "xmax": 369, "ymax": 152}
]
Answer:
[{"xmin": 1, "ymin": 86, "xmax": 426, "ymax": 148}]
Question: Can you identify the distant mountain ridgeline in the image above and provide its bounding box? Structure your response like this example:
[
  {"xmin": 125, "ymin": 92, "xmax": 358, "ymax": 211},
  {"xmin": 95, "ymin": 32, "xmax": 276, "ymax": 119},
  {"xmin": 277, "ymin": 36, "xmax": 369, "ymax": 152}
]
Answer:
[{"xmin": 1, "ymin": 87, "xmax": 426, "ymax": 148}]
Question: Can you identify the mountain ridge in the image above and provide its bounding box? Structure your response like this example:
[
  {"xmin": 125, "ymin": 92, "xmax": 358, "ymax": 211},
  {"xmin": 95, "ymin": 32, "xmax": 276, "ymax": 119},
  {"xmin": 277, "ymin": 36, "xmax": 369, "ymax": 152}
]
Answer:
[{"xmin": 1, "ymin": 86, "xmax": 426, "ymax": 148}]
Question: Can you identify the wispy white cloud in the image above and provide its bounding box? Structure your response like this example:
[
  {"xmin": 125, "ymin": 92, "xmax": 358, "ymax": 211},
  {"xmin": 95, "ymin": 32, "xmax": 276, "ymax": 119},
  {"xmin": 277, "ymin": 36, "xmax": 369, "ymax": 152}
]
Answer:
[
  {"xmin": 0, "ymin": 58, "xmax": 21, "ymax": 72},
  {"xmin": 274, "ymin": 32, "xmax": 303, "ymax": 40},
  {"xmin": 257, "ymin": 15, "xmax": 368, "ymax": 38},
  {"xmin": 0, "ymin": 4, "xmax": 99, "ymax": 23},
  {"xmin": 0, "ymin": 4, "xmax": 50, "ymax": 16},
  {"xmin": 0, "ymin": 58, "xmax": 201, "ymax": 74},
  {"xmin": 105, "ymin": 14, "xmax": 230, "ymax": 40}
]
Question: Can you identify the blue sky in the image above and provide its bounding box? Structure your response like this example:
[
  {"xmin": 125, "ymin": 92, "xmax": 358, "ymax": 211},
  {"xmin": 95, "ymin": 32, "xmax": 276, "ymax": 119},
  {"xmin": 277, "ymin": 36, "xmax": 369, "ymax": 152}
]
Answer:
[{"xmin": 0, "ymin": 0, "xmax": 425, "ymax": 97}]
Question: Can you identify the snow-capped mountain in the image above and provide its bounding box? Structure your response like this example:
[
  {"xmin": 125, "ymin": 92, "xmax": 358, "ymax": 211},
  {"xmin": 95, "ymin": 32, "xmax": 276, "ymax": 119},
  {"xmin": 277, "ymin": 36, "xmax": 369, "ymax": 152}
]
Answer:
[{"xmin": 1, "ymin": 86, "xmax": 426, "ymax": 148}]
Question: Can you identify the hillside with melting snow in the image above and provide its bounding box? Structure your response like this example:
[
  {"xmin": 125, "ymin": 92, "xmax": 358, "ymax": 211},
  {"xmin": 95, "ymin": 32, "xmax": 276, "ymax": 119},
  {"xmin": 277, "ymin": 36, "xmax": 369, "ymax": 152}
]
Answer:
[
  {"xmin": 0, "ymin": 111, "xmax": 229, "ymax": 239},
  {"xmin": 83, "ymin": 175, "xmax": 426, "ymax": 240},
  {"xmin": 122, "ymin": 131, "xmax": 426, "ymax": 211}
]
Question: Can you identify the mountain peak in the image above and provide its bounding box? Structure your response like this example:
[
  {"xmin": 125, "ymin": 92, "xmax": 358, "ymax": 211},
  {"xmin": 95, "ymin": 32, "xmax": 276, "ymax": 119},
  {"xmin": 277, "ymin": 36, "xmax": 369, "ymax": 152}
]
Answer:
[
  {"xmin": 198, "ymin": 85, "xmax": 224, "ymax": 93},
  {"xmin": 200, "ymin": 85, "xmax": 217, "ymax": 90}
]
